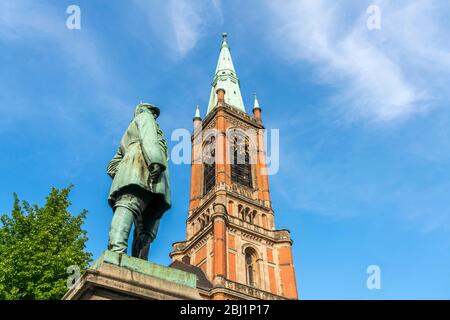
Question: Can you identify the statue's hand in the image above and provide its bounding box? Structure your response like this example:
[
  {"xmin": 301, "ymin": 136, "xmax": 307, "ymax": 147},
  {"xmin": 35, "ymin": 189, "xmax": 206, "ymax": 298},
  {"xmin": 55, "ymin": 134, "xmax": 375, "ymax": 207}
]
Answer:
[{"xmin": 149, "ymin": 163, "xmax": 163, "ymax": 181}]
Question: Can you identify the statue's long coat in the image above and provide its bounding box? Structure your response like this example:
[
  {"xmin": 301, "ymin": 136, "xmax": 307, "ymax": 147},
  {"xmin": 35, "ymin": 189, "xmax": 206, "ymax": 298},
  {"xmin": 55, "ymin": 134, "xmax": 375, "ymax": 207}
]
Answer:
[{"xmin": 107, "ymin": 108, "xmax": 171, "ymax": 233}]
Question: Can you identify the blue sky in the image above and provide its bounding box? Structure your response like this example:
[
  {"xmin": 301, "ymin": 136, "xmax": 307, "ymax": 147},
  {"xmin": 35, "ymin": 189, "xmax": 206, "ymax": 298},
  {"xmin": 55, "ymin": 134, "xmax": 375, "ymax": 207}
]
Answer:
[{"xmin": 1, "ymin": 0, "xmax": 450, "ymax": 299}]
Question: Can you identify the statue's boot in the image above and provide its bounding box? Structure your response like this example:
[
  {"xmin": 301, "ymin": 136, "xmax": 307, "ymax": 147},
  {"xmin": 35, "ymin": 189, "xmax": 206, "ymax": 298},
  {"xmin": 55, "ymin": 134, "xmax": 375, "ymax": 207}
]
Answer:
[
  {"xmin": 140, "ymin": 234, "xmax": 153, "ymax": 260},
  {"xmin": 108, "ymin": 206, "xmax": 134, "ymax": 254},
  {"xmin": 132, "ymin": 231, "xmax": 152, "ymax": 260},
  {"xmin": 131, "ymin": 209, "xmax": 145, "ymax": 258}
]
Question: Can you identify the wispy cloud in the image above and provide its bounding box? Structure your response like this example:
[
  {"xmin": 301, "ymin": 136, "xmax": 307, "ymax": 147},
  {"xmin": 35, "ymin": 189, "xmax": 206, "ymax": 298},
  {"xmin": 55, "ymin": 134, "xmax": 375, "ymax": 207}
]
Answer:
[
  {"xmin": 0, "ymin": 1, "xmax": 131, "ymax": 134},
  {"xmin": 0, "ymin": 1, "xmax": 107, "ymax": 85},
  {"xmin": 267, "ymin": 105, "xmax": 450, "ymax": 234},
  {"xmin": 132, "ymin": 0, "xmax": 222, "ymax": 58},
  {"xmin": 265, "ymin": 0, "xmax": 450, "ymax": 123}
]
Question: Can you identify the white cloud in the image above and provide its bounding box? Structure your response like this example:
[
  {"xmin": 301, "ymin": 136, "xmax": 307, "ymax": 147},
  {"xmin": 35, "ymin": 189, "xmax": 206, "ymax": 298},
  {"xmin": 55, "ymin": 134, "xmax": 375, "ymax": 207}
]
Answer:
[
  {"xmin": 266, "ymin": 0, "xmax": 450, "ymax": 123},
  {"xmin": 132, "ymin": 0, "xmax": 222, "ymax": 58},
  {"xmin": 0, "ymin": 1, "xmax": 111, "ymax": 86}
]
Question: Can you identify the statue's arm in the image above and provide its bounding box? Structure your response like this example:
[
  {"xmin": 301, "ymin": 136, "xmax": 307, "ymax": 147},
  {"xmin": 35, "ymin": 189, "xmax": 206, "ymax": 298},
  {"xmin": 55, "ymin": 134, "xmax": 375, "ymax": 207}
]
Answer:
[
  {"xmin": 107, "ymin": 147, "xmax": 124, "ymax": 178},
  {"xmin": 136, "ymin": 111, "xmax": 167, "ymax": 171}
]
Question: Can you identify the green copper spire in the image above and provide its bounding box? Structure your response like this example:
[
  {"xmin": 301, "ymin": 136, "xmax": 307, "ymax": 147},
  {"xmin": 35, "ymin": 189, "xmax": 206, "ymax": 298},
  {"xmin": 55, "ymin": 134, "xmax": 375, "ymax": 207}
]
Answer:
[
  {"xmin": 253, "ymin": 94, "xmax": 261, "ymax": 111},
  {"xmin": 193, "ymin": 105, "xmax": 201, "ymax": 120},
  {"xmin": 207, "ymin": 33, "xmax": 246, "ymax": 114}
]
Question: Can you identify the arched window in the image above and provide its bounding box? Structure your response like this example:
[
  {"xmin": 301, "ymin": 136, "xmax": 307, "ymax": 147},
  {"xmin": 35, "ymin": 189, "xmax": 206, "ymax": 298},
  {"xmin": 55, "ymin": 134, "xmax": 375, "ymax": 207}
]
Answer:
[
  {"xmin": 198, "ymin": 218, "xmax": 205, "ymax": 231},
  {"xmin": 230, "ymin": 131, "xmax": 253, "ymax": 188},
  {"xmin": 245, "ymin": 208, "xmax": 251, "ymax": 223},
  {"xmin": 238, "ymin": 204, "xmax": 244, "ymax": 220},
  {"xmin": 250, "ymin": 210, "xmax": 257, "ymax": 224},
  {"xmin": 203, "ymin": 135, "xmax": 216, "ymax": 195},
  {"xmin": 245, "ymin": 247, "xmax": 258, "ymax": 287}
]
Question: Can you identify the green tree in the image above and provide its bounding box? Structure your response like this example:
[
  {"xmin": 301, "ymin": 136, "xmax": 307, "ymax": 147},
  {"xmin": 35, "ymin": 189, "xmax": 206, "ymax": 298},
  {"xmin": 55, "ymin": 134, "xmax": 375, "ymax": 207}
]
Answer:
[{"xmin": 0, "ymin": 185, "xmax": 92, "ymax": 300}]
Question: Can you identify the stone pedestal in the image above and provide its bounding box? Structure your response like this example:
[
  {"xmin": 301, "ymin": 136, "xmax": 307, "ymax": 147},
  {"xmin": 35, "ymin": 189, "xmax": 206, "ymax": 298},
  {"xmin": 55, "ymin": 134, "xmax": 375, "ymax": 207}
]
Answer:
[{"xmin": 63, "ymin": 251, "xmax": 203, "ymax": 300}]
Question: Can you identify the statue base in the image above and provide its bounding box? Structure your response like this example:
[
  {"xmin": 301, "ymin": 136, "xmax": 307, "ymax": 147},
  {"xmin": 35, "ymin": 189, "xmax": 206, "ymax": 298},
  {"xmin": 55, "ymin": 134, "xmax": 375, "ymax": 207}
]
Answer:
[{"xmin": 63, "ymin": 250, "xmax": 203, "ymax": 300}]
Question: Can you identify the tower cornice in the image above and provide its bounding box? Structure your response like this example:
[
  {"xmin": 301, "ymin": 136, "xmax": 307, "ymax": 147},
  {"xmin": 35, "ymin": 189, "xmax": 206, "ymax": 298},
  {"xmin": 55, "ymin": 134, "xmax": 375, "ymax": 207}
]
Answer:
[
  {"xmin": 188, "ymin": 186, "xmax": 274, "ymax": 224},
  {"xmin": 203, "ymin": 103, "xmax": 263, "ymax": 130},
  {"xmin": 170, "ymin": 214, "xmax": 293, "ymax": 261}
]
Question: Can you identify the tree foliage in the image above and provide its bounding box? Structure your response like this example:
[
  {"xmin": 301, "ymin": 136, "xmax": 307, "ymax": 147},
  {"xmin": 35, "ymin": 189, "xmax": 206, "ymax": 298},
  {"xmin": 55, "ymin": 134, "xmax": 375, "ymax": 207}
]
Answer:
[{"xmin": 0, "ymin": 185, "xmax": 92, "ymax": 300}]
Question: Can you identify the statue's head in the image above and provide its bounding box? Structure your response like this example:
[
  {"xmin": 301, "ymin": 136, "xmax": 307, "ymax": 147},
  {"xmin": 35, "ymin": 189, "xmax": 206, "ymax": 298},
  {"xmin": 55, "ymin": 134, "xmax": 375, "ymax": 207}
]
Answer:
[{"xmin": 134, "ymin": 102, "xmax": 160, "ymax": 119}]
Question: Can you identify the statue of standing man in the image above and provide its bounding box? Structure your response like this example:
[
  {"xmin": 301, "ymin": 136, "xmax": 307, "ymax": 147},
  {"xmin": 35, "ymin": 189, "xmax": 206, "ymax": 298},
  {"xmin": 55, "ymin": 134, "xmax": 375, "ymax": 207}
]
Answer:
[{"xmin": 106, "ymin": 102, "xmax": 171, "ymax": 260}]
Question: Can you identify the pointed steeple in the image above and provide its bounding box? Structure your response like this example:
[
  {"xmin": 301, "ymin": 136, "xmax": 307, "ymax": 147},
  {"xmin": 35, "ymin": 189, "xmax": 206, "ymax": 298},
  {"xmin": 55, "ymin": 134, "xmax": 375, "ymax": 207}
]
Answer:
[
  {"xmin": 252, "ymin": 93, "xmax": 262, "ymax": 121},
  {"xmin": 207, "ymin": 33, "xmax": 246, "ymax": 114},
  {"xmin": 253, "ymin": 94, "xmax": 261, "ymax": 111},
  {"xmin": 194, "ymin": 105, "xmax": 201, "ymax": 120},
  {"xmin": 193, "ymin": 105, "xmax": 202, "ymax": 129}
]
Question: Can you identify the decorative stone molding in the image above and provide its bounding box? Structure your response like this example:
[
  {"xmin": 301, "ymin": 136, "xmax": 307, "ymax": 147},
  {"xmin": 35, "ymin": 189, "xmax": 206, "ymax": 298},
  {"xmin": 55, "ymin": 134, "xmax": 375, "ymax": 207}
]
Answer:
[
  {"xmin": 172, "ymin": 242, "xmax": 187, "ymax": 253},
  {"xmin": 222, "ymin": 279, "xmax": 285, "ymax": 300},
  {"xmin": 230, "ymin": 183, "xmax": 257, "ymax": 200},
  {"xmin": 273, "ymin": 230, "xmax": 291, "ymax": 241},
  {"xmin": 212, "ymin": 202, "xmax": 227, "ymax": 219}
]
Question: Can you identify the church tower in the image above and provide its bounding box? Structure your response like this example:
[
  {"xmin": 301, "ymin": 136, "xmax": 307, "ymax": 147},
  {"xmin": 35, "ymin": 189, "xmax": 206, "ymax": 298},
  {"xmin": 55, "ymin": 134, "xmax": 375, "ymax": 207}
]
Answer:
[{"xmin": 170, "ymin": 33, "xmax": 298, "ymax": 300}]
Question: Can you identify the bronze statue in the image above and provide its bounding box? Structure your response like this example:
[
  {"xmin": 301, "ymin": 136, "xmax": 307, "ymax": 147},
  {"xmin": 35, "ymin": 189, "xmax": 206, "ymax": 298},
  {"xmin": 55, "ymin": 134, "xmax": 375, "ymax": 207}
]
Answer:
[{"xmin": 106, "ymin": 102, "xmax": 171, "ymax": 260}]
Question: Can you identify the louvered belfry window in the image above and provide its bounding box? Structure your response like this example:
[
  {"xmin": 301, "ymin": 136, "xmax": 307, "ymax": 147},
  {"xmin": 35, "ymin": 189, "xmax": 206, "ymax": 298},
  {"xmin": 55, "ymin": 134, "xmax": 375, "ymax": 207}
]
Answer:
[
  {"xmin": 203, "ymin": 136, "xmax": 216, "ymax": 195},
  {"xmin": 230, "ymin": 133, "xmax": 253, "ymax": 188}
]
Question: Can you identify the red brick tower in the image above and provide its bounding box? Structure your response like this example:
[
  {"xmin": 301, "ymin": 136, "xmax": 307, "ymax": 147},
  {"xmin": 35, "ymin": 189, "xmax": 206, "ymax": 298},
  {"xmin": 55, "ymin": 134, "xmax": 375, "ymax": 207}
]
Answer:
[{"xmin": 170, "ymin": 33, "xmax": 298, "ymax": 300}]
